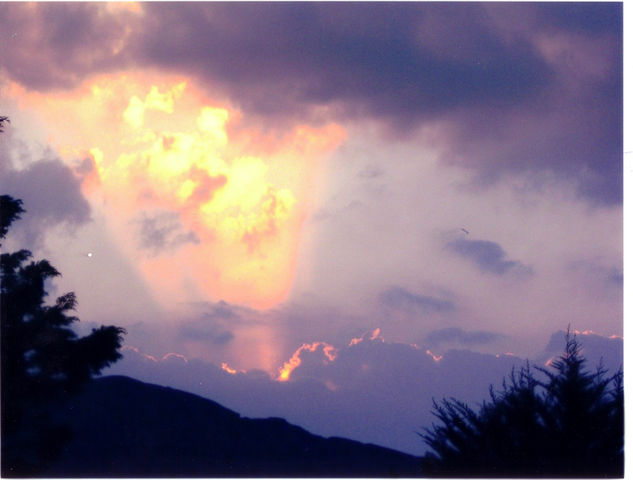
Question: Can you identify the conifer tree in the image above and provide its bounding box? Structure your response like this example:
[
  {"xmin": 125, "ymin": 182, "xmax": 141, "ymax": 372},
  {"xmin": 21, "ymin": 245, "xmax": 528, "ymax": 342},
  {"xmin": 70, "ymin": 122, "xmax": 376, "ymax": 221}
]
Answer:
[
  {"xmin": 420, "ymin": 331, "xmax": 623, "ymax": 477},
  {"xmin": 1, "ymin": 119, "xmax": 126, "ymax": 475}
]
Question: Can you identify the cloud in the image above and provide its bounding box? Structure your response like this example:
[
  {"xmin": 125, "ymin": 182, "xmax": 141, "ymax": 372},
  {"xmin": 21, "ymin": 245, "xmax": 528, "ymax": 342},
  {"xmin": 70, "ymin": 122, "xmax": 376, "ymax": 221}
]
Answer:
[
  {"xmin": 106, "ymin": 327, "xmax": 622, "ymax": 456},
  {"xmin": 529, "ymin": 3, "xmax": 622, "ymax": 35},
  {"xmin": 178, "ymin": 322, "xmax": 235, "ymax": 346},
  {"xmin": 130, "ymin": 3, "xmax": 551, "ymax": 121},
  {"xmin": 446, "ymin": 237, "xmax": 533, "ymax": 276},
  {"xmin": 567, "ymin": 260, "xmax": 623, "ymax": 290},
  {"xmin": 0, "ymin": 146, "xmax": 91, "ymax": 248},
  {"xmin": 105, "ymin": 332, "xmax": 526, "ymax": 455},
  {"xmin": 537, "ymin": 329, "xmax": 622, "ymax": 374},
  {"xmin": 2, "ymin": 73, "xmax": 345, "ymax": 309},
  {"xmin": 3, "ymin": 3, "xmax": 554, "ymax": 119},
  {"xmin": 186, "ymin": 300, "xmax": 258, "ymax": 323},
  {"xmin": 2, "ymin": 3, "xmax": 620, "ymax": 205},
  {"xmin": 172, "ymin": 300, "xmax": 263, "ymax": 346},
  {"xmin": 357, "ymin": 165, "xmax": 385, "ymax": 180},
  {"xmin": 277, "ymin": 341, "xmax": 337, "ymax": 382},
  {"xmin": 379, "ymin": 286, "xmax": 455, "ymax": 314},
  {"xmin": 425, "ymin": 327, "xmax": 505, "ymax": 346},
  {"xmin": 143, "ymin": 3, "xmax": 622, "ymax": 205},
  {"xmin": 73, "ymin": 156, "xmax": 96, "ymax": 177},
  {"xmin": 134, "ymin": 209, "xmax": 199, "ymax": 256},
  {"xmin": 607, "ymin": 269, "xmax": 623, "ymax": 287},
  {"xmin": 0, "ymin": 3, "xmax": 137, "ymax": 90}
]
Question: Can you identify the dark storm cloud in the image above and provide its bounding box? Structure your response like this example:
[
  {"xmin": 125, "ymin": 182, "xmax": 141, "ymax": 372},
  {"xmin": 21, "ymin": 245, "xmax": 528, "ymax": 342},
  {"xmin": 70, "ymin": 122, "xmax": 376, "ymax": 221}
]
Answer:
[
  {"xmin": 425, "ymin": 327, "xmax": 504, "ymax": 346},
  {"xmin": 131, "ymin": 2, "xmax": 551, "ymax": 120},
  {"xmin": 135, "ymin": 2, "xmax": 623, "ymax": 205},
  {"xmin": 134, "ymin": 210, "xmax": 199, "ymax": 256},
  {"xmin": 379, "ymin": 286, "xmax": 455, "ymax": 314},
  {"xmin": 442, "ymin": 3, "xmax": 622, "ymax": 205},
  {"xmin": 0, "ymin": 144, "xmax": 91, "ymax": 248},
  {"xmin": 447, "ymin": 238, "xmax": 533, "ymax": 276},
  {"xmin": 1, "ymin": 3, "xmax": 622, "ymax": 204}
]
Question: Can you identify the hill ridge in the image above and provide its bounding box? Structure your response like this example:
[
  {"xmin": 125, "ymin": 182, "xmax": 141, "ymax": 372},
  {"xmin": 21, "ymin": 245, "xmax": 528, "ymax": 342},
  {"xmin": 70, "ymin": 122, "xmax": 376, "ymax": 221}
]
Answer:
[{"xmin": 43, "ymin": 375, "xmax": 421, "ymax": 477}]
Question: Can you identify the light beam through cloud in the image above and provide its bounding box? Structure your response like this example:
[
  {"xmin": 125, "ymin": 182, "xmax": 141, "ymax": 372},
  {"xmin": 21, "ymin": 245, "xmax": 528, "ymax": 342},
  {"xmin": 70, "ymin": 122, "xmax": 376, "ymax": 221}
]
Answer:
[{"xmin": 5, "ymin": 73, "xmax": 345, "ymax": 310}]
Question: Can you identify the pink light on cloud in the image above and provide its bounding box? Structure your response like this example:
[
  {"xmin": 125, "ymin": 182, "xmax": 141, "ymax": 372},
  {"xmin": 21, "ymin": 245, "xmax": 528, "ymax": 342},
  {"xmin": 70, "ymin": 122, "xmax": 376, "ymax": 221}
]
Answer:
[
  {"xmin": 277, "ymin": 342, "xmax": 338, "ymax": 382},
  {"xmin": 121, "ymin": 346, "xmax": 158, "ymax": 363},
  {"xmin": 4, "ymin": 72, "xmax": 346, "ymax": 311},
  {"xmin": 162, "ymin": 353, "xmax": 188, "ymax": 363},
  {"xmin": 348, "ymin": 328, "xmax": 383, "ymax": 347},
  {"xmin": 221, "ymin": 362, "xmax": 244, "ymax": 375},
  {"xmin": 425, "ymin": 349, "xmax": 443, "ymax": 363}
]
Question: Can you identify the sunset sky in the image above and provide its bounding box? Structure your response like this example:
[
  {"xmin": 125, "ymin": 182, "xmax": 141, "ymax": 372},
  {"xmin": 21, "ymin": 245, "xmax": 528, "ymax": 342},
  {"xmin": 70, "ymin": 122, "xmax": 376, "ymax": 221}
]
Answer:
[{"xmin": 0, "ymin": 2, "xmax": 625, "ymax": 455}]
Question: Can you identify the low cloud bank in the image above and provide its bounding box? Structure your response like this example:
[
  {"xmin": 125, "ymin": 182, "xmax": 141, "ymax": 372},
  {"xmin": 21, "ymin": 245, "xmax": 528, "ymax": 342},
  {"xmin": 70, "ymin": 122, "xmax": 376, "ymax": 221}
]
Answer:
[{"xmin": 104, "ymin": 329, "xmax": 621, "ymax": 455}]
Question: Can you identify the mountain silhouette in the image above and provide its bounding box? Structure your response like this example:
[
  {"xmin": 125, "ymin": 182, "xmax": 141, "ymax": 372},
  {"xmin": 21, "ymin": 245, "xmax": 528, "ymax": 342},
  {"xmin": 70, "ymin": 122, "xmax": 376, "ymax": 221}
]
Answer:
[{"xmin": 41, "ymin": 375, "xmax": 420, "ymax": 477}]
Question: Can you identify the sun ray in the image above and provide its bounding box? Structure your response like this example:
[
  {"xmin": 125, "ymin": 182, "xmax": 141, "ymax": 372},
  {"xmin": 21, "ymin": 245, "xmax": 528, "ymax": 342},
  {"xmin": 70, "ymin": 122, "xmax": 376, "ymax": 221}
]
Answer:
[{"xmin": 5, "ymin": 72, "xmax": 345, "ymax": 312}]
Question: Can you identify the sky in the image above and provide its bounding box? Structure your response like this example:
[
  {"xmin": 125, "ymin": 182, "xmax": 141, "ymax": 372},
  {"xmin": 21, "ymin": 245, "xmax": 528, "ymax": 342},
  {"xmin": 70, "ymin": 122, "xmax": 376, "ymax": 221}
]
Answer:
[{"xmin": 0, "ymin": 2, "xmax": 625, "ymax": 456}]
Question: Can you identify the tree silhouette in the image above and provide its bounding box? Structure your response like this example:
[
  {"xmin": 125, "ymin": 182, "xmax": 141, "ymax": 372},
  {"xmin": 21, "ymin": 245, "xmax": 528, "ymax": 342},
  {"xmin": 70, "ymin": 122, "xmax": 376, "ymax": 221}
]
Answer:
[
  {"xmin": 0, "ymin": 195, "xmax": 24, "ymax": 242},
  {"xmin": 420, "ymin": 331, "xmax": 623, "ymax": 477},
  {"xmin": 1, "ymin": 192, "xmax": 126, "ymax": 476}
]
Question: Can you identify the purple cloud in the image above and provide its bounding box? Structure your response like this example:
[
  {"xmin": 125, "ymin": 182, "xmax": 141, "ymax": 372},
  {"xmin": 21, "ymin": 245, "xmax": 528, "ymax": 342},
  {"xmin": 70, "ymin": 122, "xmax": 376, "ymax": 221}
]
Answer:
[
  {"xmin": 537, "ymin": 330, "xmax": 623, "ymax": 373},
  {"xmin": 567, "ymin": 260, "xmax": 623, "ymax": 290},
  {"xmin": 0, "ymin": 3, "xmax": 622, "ymax": 204},
  {"xmin": 178, "ymin": 322, "xmax": 235, "ymax": 346},
  {"xmin": 0, "ymin": 145, "xmax": 91, "ymax": 248},
  {"xmin": 134, "ymin": 209, "xmax": 199, "ymax": 256},
  {"xmin": 105, "ymin": 328, "xmax": 622, "ymax": 456},
  {"xmin": 447, "ymin": 237, "xmax": 533, "ymax": 276},
  {"xmin": 425, "ymin": 327, "xmax": 505, "ymax": 346},
  {"xmin": 144, "ymin": 2, "xmax": 622, "ymax": 205},
  {"xmin": 379, "ymin": 286, "xmax": 455, "ymax": 314},
  {"xmin": 0, "ymin": 3, "xmax": 132, "ymax": 89},
  {"xmin": 128, "ymin": 3, "xmax": 553, "ymax": 121}
]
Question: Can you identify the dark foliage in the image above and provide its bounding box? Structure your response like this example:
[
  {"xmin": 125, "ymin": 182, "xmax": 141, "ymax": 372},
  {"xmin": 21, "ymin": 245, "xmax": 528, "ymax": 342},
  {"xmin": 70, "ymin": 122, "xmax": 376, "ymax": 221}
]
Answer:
[
  {"xmin": 420, "ymin": 331, "xmax": 623, "ymax": 477},
  {"xmin": 0, "ymin": 196, "xmax": 24, "ymax": 242},
  {"xmin": 1, "ymin": 194, "xmax": 126, "ymax": 476},
  {"xmin": 0, "ymin": 115, "xmax": 9, "ymax": 132}
]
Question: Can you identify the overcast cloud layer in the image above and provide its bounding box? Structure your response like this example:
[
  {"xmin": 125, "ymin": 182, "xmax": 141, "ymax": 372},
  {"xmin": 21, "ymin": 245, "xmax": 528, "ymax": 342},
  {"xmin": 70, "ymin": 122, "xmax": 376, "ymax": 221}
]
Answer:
[{"xmin": 1, "ymin": 2, "xmax": 622, "ymax": 203}]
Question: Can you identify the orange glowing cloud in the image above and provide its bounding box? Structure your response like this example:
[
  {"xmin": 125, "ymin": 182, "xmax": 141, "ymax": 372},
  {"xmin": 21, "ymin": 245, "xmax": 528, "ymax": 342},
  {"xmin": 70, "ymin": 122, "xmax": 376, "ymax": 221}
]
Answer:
[
  {"xmin": 121, "ymin": 345, "xmax": 158, "ymax": 363},
  {"xmin": 221, "ymin": 362, "xmax": 244, "ymax": 375},
  {"xmin": 162, "ymin": 352, "xmax": 188, "ymax": 363},
  {"xmin": 277, "ymin": 342, "xmax": 338, "ymax": 382},
  {"xmin": 348, "ymin": 328, "xmax": 382, "ymax": 346},
  {"xmin": 425, "ymin": 349, "xmax": 443, "ymax": 363},
  {"xmin": 6, "ymin": 72, "xmax": 346, "ymax": 310}
]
